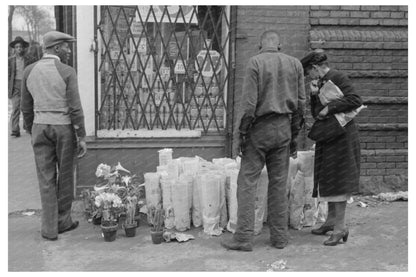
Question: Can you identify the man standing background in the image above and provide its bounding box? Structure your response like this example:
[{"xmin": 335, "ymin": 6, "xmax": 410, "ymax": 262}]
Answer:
[
  {"xmin": 8, "ymin": 36, "xmax": 30, "ymax": 137},
  {"xmin": 21, "ymin": 31, "xmax": 87, "ymax": 241},
  {"xmin": 221, "ymin": 30, "xmax": 305, "ymax": 251}
]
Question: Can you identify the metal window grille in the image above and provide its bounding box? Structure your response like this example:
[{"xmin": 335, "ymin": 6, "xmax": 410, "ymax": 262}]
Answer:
[{"xmin": 95, "ymin": 5, "xmax": 230, "ymax": 137}]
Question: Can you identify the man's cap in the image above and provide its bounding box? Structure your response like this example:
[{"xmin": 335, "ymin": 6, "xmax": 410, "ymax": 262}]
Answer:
[
  {"xmin": 9, "ymin": 36, "xmax": 29, "ymax": 48},
  {"xmin": 43, "ymin": 31, "xmax": 76, "ymax": 48},
  {"xmin": 300, "ymin": 49, "xmax": 327, "ymax": 70}
]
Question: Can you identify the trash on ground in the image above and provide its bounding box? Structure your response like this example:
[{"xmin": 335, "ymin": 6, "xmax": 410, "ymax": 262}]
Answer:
[
  {"xmin": 375, "ymin": 191, "xmax": 408, "ymax": 202},
  {"xmin": 22, "ymin": 211, "xmax": 35, "ymax": 216},
  {"xmin": 267, "ymin": 259, "xmax": 287, "ymax": 271},
  {"xmin": 163, "ymin": 231, "xmax": 195, "ymax": 242},
  {"xmin": 357, "ymin": 201, "xmax": 368, "ymax": 208}
]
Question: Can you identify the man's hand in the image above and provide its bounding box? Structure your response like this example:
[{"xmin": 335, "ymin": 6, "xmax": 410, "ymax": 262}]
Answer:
[
  {"xmin": 317, "ymin": 106, "xmax": 329, "ymax": 120},
  {"xmin": 77, "ymin": 138, "xmax": 87, "ymax": 158}
]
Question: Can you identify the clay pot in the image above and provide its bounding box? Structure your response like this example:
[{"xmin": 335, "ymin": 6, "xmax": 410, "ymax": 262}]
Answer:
[
  {"xmin": 101, "ymin": 222, "xmax": 118, "ymax": 242},
  {"xmin": 124, "ymin": 221, "xmax": 138, "ymax": 237},
  {"xmin": 150, "ymin": 230, "xmax": 164, "ymax": 244}
]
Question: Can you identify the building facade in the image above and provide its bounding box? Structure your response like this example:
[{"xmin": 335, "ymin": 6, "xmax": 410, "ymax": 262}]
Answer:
[{"xmin": 55, "ymin": 5, "xmax": 408, "ymax": 195}]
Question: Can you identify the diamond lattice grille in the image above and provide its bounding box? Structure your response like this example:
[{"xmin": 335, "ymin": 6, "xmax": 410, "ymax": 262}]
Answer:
[{"xmin": 96, "ymin": 6, "xmax": 230, "ymax": 135}]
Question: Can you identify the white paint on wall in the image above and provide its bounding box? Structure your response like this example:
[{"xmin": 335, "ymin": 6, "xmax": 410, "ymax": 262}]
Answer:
[{"xmin": 76, "ymin": 6, "xmax": 95, "ymax": 136}]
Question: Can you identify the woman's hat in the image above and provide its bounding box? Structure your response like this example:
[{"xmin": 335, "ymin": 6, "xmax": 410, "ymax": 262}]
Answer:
[
  {"xmin": 301, "ymin": 49, "xmax": 327, "ymax": 70},
  {"xmin": 9, "ymin": 36, "xmax": 29, "ymax": 48}
]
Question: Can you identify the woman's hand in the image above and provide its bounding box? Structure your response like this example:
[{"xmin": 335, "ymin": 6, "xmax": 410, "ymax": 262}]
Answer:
[
  {"xmin": 310, "ymin": 80, "xmax": 319, "ymax": 95},
  {"xmin": 317, "ymin": 106, "xmax": 329, "ymax": 120}
]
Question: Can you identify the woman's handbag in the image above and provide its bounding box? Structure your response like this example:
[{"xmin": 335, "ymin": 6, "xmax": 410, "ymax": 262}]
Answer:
[{"xmin": 308, "ymin": 115, "xmax": 346, "ymax": 143}]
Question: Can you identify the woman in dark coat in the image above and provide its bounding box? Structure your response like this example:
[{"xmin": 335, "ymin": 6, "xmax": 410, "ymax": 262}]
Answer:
[{"xmin": 301, "ymin": 50, "xmax": 362, "ymax": 246}]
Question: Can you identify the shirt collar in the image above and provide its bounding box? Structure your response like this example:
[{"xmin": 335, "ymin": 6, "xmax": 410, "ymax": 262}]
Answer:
[
  {"xmin": 42, "ymin": 53, "xmax": 61, "ymax": 61},
  {"xmin": 259, "ymin": 46, "xmax": 279, "ymax": 54}
]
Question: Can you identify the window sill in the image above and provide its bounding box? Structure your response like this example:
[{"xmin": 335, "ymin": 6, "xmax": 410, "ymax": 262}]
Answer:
[{"xmin": 97, "ymin": 129, "xmax": 202, "ymax": 138}]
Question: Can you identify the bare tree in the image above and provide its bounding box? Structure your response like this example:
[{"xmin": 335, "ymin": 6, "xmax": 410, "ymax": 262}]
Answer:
[
  {"xmin": 8, "ymin": 6, "xmax": 16, "ymax": 50},
  {"xmin": 15, "ymin": 6, "xmax": 54, "ymax": 43}
]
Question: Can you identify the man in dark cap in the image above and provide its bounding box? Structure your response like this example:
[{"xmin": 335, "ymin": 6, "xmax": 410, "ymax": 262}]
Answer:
[
  {"xmin": 8, "ymin": 36, "xmax": 30, "ymax": 137},
  {"xmin": 21, "ymin": 30, "xmax": 87, "ymax": 241},
  {"xmin": 221, "ymin": 30, "xmax": 306, "ymax": 251}
]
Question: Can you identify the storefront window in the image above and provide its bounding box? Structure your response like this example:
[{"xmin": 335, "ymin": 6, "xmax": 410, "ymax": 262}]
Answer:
[{"xmin": 96, "ymin": 6, "xmax": 230, "ymax": 137}]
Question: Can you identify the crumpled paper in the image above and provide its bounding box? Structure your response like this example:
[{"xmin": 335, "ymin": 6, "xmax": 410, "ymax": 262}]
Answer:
[
  {"xmin": 267, "ymin": 260, "xmax": 287, "ymax": 271},
  {"xmin": 163, "ymin": 231, "xmax": 195, "ymax": 242},
  {"xmin": 375, "ymin": 191, "xmax": 408, "ymax": 202}
]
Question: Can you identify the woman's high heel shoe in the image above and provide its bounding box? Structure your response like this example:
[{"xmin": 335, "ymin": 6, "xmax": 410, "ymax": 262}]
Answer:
[
  {"xmin": 311, "ymin": 225, "xmax": 334, "ymax": 235},
  {"xmin": 323, "ymin": 230, "xmax": 349, "ymax": 246}
]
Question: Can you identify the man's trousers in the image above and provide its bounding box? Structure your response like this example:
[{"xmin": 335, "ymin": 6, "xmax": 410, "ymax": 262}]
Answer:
[
  {"xmin": 10, "ymin": 80, "xmax": 21, "ymax": 135},
  {"xmin": 31, "ymin": 124, "xmax": 77, "ymax": 239},
  {"xmin": 234, "ymin": 114, "xmax": 291, "ymax": 245}
]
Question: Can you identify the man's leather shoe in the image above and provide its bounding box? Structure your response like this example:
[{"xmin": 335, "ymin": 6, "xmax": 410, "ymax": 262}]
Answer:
[
  {"xmin": 42, "ymin": 235, "xmax": 58, "ymax": 241},
  {"xmin": 11, "ymin": 132, "xmax": 20, "ymax": 137},
  {"xmin": 221, "ymin": 237, "xmax": 253, "ymax": 251},
  {"xmin": 311, "ymin": 224, "xmax": 334, "ymax": 235},
  {"xmin": 58, "ymin": 221, "xmax": 79, "ymax": 234}
]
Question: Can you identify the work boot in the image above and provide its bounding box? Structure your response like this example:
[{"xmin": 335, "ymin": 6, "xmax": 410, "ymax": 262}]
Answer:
[
  {"xmin": 271, "ymin": 240, "xmax": 288, "ymax": 249},
  {"xmin": 221, "ymin": 237, "xmax": 253, "ymax": 251}
]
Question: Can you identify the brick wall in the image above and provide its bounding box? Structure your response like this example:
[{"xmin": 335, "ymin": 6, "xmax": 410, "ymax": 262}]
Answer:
[
  {"xmin": 308, "ymin": 5, "xmax": 408, "ymax": 193},
  {"xmin": 234, "ymin": 5, "xmax": 408, "ymax": 194},
  {"xmin": 233, "ymin": 6, "xmax": 311, "ymax": 128}
]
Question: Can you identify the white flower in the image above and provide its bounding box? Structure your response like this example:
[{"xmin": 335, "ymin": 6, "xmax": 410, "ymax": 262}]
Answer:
[
  {"xmin": 115, "ymin": 162, "xmax": 131, "ymax": 174},
  {"xmin": 121, "ymin": 175, "xmax": 131, "ymax": 185},
  {"xmin": 95, "ymin": 163, "xmax": 112, "ymax": 178}
]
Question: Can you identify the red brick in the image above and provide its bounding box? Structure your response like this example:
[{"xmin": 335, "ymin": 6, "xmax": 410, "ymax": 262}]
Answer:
[
  {"xmin": 371, "ymin": 11, "xmax": 391, "ymax": 18},
  {"xmin": 330, "ymin": 11, "xmax": 350, "ymax": 17},
  {"xmin": 311, "ymin": 11, "xmax": 330, "ymax": 17},
  {"xmin": 380, "ymin": 19, "xmax": 400, "ymax": 26},
  {"xmin": 361, "ymin": 163, "xmax": 377, "ymax": 169},
  {"xmin": 380, "ymin": 6, "xmax": 399, "ymax": 11},
  {"xmin": 385, "ymin": 156, "xmax": 405, "ymax": 162},
  {"xmin": 385, "ymin": 143, "xmax": 404, "ymax": 149},
  {"xmin": 361, "ymin": 6, "xmax": 380, "ymax": 11},
  {"xmin": 390, "ymin": 12, "xmax": 405, "ymax": 18},
  {"xmin": 377, "ymin": 162, "xmax": 395, "ymax": 169},
  {"xmin": 340, "ymin": 6, "xmax": 361, "ymax": 11},
  {"xmin": 360, "ymin": 19, "xmax": 380, "ymax": 25},
  {"xmin": 385, "ymin": 169, "xmax": 407, "ymax": 175},
  {"xmin": 339, "ymin": 18, "xmax": 361, "ymax": 25},
  {"xmin": 367, "ymin": 169, "xmax": 386, "ymax": 175},
  {"xmin": 367, "ymin": 143, "xmax": 386, "ymax": 149},
  {"xmin": 395, "ymin": 163, "xmax": 408, "ymax": 169},
  {"xmin": 319, "ymin": 18, "xmax": 340, "ymax": 25},
  {"xmin": 350, "ymin": 11, "xmax": 370, "ymax": 17},
  {"xmin": 366, "ymin": 156, "xmax": 386, "ymax": 162}
]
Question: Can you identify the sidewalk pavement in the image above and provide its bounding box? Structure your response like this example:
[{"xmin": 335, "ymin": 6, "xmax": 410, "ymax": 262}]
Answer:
[
  {"xmin": 7, "ymin": 109, "xmax": 409, "ymax": 272},
  {"xmin": 8, "ymin": 119, "xmax": 41, "ymax": 213}
]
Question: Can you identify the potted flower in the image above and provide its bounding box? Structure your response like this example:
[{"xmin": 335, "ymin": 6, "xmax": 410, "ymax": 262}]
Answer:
[
  {"xmin": 148, "ymin": 205, "xmax": 165, "ymax": 244},
  {"xmin": 95, "ymin": 192, "xmax": 124, "ymax": 242},
  {"xmin": 124, "ymin": 195, "xmax": 138, "ymax": 237}
]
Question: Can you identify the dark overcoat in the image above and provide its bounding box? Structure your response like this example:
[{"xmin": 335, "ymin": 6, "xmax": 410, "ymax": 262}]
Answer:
[{"xmin": 310, "ymin": 69, "xmax": 362, "ymax": 197}]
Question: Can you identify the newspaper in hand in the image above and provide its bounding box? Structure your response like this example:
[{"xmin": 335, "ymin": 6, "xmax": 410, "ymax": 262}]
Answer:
[
  {"xmin": 318, "ymin": 80, "xmax": 366, "ymax": 127},
  {"xmin": 319, "ymin": 80, "xmax": 344, "ymax": 106}
]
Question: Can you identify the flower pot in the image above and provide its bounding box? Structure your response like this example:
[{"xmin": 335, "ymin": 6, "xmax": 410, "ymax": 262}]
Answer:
[
  {"xmin": 118, "ymin": 213, "xmax": 126, "ymax": 229},
  {"xmin": 92, "ymin": 215, "xmax": 102, "ymax": 225},
  {"xmin": 101, "ymin": 222, "xmax": 118, "ymax": 242},
  {"xmin": 124, "ymin": 221, "xmax": 138, "ymax": 237},
  {"xmin": 150, "ymin": 230, "xmax": 164, "ymax": 244}
]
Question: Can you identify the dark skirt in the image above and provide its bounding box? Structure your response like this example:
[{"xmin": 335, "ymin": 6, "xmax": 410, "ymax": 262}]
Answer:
[{"xmin": 312, "ymin": 120, "xmax": 361, "ymax": 198}]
